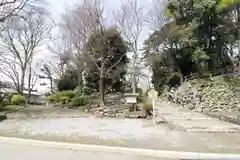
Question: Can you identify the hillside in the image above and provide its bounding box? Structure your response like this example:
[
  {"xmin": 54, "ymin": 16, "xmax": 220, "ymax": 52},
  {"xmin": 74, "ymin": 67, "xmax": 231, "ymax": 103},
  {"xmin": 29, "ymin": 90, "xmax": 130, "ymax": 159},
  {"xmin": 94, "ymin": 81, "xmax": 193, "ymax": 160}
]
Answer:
[{"xmin": 164, "ymin": 76, "xmax": 240, "ymax": 113}]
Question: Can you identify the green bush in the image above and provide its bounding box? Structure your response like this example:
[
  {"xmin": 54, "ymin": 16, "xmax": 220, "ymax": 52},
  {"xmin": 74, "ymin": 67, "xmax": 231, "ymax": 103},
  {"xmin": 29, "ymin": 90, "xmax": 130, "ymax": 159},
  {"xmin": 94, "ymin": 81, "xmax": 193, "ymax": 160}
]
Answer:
[
  {"xmin": 48, "ymin": 94, "xmax": 58, "ymax": 103},
  {"xmin": 71, "ymin": 96, "xmax": 89, "ymax": 106},
  {"xmin": 0, "ymin": 95, "xmax": 8, "ymax": 110},
  {"xmin": 11, "ymin": 94, "xmax": 26, "ymax": 105},
  {"xmin": 82, "ymin": 87, "xmax": 94, "ymax": 95},
  {"xmin": 168, "ymin": 72, "xmax": 182, "ymax": 87},
  {"xmin": 47, "ymin": 90, "xmax": 75, "ymax": 104},
  {"xmin": 59, "ymin": 96, "xmax": 72, "ymax": 104},
  {"xmin": 57, "ymin": 74, "xmax": 77, "ymax": 91},
  {"xmin": 74, "ymin": 86, "xmax": 82, "ymax": 96},
  {"xmin": 59, "ymin": 90, "xmax": 75, "ymax": 98}
]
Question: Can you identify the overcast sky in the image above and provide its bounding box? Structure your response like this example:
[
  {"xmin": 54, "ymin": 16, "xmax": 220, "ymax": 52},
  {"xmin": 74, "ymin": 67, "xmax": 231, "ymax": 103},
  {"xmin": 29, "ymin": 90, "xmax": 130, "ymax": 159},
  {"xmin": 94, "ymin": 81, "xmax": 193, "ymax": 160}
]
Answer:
[{"xmin": 46, "ymin": 0, "xmax": 153, "ymax": 47}]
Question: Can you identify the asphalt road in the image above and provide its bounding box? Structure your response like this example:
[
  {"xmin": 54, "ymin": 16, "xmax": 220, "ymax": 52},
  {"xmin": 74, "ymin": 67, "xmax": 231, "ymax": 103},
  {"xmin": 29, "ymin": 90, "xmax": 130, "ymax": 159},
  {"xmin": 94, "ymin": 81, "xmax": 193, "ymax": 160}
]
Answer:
[{"xmin": 0, "ymin": 141, "xmax": 176, "ymax": 160}]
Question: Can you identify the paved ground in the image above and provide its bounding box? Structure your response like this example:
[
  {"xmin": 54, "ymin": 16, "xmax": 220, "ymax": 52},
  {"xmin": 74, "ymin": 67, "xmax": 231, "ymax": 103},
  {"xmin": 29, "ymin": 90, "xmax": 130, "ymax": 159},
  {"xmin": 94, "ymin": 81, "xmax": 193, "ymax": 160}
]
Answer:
[
  {"xmin": 0, "ymin": 141, "xmax": 175, "ymax": 160},
  {"xmin": 156, "ymin": 101, "xmax": 240, "ymax": 133}
]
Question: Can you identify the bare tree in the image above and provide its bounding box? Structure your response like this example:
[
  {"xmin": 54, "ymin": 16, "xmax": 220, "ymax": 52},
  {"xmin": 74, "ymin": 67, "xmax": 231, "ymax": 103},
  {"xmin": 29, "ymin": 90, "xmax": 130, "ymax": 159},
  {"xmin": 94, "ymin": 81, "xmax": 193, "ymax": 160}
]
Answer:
[
  {"xmin": 39, "ymin": 58, "xmax": 64, "ymax": 94},
  {"xmin": 58, "ymin": 6, "xmax": 88, "ymax": 90},
  {"xmin": 146, "ymin": 0, "xmax": 168, "ymax": 31},
  {"xmin": 115, "ymin": 0, "xmax": 145, "ymax": 94},
  {"xmin": 0, "ymin": 0, "xmax": 46, "ymax": 30},
  {"xmin": 0, "ymin": 12, "xmax": 51, "ymax": 94},
  {"xmin": 41, "ymin": 63, "xmax": 53, "ymax": 93},
  {"xmin": 48, "ymin": 35, "xmax": 71, "ymax": 74}
]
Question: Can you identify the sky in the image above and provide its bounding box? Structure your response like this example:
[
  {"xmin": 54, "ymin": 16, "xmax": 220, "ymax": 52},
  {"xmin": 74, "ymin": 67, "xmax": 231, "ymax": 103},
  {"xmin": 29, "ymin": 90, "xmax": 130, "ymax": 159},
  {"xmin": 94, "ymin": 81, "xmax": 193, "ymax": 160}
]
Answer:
[{"xmin": 46, "ymin": 0, "xmax": 154, "ymax": 47}]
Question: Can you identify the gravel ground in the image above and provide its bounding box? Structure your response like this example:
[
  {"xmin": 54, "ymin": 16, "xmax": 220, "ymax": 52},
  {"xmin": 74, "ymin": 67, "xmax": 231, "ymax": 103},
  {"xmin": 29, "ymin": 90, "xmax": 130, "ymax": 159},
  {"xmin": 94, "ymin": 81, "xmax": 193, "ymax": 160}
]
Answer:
[
  {"xmin": 0, "ymin": 117, "xmax": 240, "ymax": 153},
  {"xmin": 0, "ymin": 118, "xmax": 162, "ymax": 139}
]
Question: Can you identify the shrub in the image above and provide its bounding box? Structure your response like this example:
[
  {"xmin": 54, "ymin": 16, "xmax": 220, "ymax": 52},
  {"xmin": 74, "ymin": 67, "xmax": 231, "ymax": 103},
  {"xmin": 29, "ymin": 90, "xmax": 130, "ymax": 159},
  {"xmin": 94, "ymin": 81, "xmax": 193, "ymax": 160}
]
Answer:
[
  {"xmin": 59, "ymin": 96, "xmax": 72, "ymax": 104},
  {"xmin": 57, "ymin": 74, "xmax": 77, "ymax": 91},
  {"xmin": 74, "ymin": 86, "xmax": 82, "ymax": 96},
  {"xmin": 11, "ymin": 94, "xmax": 26, "ymax": 105},
  {"xmin": 47, "ymin": 90, "xmax": 75, "ymax": 104},
  {"xmin": 168, "ymin": 72, "xmax": 182, "ymax": 87},
  {"xmin": 71, "ymin": 96, "xmax": 89, "ymax": 106},
  {"xmin": 0, "ymin": 95, "xmax": 8, "ymax": 110},
  {"xmin": 48, "ymin": 94, "xmax": 58, "ymax": 103},
  {"xmin": 82, "ymin": 87, "xmax": 94, "ymax": 95},
  {"xmin": 58, "ymin": 90, "xmax": 75, "ymax": 98}
]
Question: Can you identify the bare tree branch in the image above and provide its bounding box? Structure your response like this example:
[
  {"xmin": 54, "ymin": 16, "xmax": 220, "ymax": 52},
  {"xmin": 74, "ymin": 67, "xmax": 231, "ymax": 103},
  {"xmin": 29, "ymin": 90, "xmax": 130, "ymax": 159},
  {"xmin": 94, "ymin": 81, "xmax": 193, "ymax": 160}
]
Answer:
[
  {"xmin": 0, "ymin": 11, "xmax": 51, "ymax": 94},
  {"xmin": 0, "ymin": 0, "xmax": 47, "ymax": 31},
  {"xmin": 146, "ymin": 0, "xmax": 168, "ymax": 30},
  {"xmin": 115, "ymin": 0, "xmax": 145, "ymax": 93}
]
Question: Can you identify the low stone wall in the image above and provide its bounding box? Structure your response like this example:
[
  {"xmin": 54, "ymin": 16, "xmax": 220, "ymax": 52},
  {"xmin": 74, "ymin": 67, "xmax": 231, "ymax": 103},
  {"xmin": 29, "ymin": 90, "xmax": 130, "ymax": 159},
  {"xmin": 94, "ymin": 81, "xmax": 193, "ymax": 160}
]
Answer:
[
  {"xmin": 93, "ymin": 104, "xmax": 148, "ymax": 119},
  {"xmin": 164, "ymin": 76, "xmax": 240, "ymax": 113}
]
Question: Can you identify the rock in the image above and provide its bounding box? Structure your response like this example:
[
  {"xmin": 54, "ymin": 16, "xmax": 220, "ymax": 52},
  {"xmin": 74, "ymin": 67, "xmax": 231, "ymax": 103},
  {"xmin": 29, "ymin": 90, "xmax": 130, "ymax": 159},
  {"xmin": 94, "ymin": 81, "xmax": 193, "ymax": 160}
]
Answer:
[
  {"xmin": 155, "ymin": 116, "xmax": 167, "ymax": 124},
  {"xmin": 96, "ymin": 107, "xmax": 104, "ymax": 111},
  {"xmin": 119, "ymin": 98, "xmax": 126, "ymax": 104},
  {"xmin": 103, "ymin": 108, "xmax": 112, "ymax": 113},
  {"xmin": 166, "ymin": 76, "xmax": 240, "ymax": 113},
  {"xmin": 95, "ymin": 111, "xmax": 104, "ymax": 118}
]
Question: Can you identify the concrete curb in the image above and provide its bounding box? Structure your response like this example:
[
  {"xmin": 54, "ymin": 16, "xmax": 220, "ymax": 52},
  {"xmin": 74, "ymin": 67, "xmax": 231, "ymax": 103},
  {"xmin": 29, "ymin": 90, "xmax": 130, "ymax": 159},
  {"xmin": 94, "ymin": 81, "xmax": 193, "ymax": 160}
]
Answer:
[{"xmin": 0, "ymin": 136, "xmax": 240, "ymax": 159}]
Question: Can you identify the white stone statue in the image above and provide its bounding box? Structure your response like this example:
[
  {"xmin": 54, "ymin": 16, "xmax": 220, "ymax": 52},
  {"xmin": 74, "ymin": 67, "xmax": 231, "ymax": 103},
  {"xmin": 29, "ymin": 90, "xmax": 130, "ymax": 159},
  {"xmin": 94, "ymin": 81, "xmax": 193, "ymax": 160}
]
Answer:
[{"xmin": 147, "ymin": 89, "xmax": 158, "ymax": 124}]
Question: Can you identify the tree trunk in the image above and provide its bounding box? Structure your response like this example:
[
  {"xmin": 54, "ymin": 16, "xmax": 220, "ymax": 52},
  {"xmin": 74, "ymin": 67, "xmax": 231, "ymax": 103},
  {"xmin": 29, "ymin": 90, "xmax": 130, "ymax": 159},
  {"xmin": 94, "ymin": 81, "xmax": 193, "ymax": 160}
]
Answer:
[
  {"xmin": 132, "ymin": 73, "xmax": 136, "ymax": 93},
  {"xmin": 99, "ymin": 61, "xmax": 105, "ymax": 103},
  {"xmin": 27, "ymin": 64, "xmax": 33, "ymax": 105},
  {"xmin": 77, "ymin": 69, "xmax": 83, "ymax": 94},
  {"xmin": 27, "ymin": 72, "xmax": 31, "ymax": 104},
  {"xmin": 99, "ymin": 73, "xmax": 104, "ymax": 103},
  {"xmin": 50, "ymin": 77, "xmax": 53, "ymax": 93},
  {"xmin": 132, "ymin": 50, "xmax": 137, "ymax": 94},
  {"xmin": 20, "ymin": 68, "xmax": 26, "ymax": 95}
]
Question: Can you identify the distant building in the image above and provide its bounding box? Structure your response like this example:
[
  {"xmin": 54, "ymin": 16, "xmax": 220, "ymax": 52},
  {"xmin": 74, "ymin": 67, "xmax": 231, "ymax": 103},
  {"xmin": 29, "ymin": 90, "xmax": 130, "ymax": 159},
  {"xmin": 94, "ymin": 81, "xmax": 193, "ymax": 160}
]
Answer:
[{"xmin": 0, "ymin": 81, "xmax": 46, "ymax": 104}]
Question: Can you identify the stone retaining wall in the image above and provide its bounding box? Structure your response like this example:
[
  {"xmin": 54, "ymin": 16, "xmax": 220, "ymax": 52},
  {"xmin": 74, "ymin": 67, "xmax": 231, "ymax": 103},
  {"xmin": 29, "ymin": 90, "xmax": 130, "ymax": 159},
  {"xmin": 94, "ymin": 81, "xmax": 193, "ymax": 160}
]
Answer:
[{"xmin": 164, "ymin": 76, "xmax": 240, "ymax": 113}]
